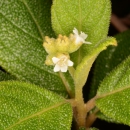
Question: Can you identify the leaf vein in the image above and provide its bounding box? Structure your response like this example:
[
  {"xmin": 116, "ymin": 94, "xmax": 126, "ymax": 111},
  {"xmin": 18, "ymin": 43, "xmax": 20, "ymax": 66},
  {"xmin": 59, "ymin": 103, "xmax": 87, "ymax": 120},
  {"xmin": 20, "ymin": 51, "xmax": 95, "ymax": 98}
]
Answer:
[
  {"xmin": 97, "ymin": 86, "xmax": 130, "ymax": 99},
  {"xmin": 5, "ymin": 102, "xmax": 66, "ymax": 130},
  {"xmin": 0, "ymin": 11, "xmax": 42, "ymax": 42},
  {"xmin": 22, "ymin": 0, "xmax": 44, "ymax": 40}
]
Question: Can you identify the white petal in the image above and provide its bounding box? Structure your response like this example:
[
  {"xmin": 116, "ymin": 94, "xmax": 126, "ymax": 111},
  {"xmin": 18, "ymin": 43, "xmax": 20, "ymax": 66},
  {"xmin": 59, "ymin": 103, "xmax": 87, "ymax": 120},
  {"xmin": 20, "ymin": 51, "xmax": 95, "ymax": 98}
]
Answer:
[
  {"xmin": 80, "ymin": 32, "xmax": 87, "ymax": 39},
  {"xmin": 52, "ymin": 57, "xmax": 60, "ymax": 64},
  {"xmin": 72, "ymin": 28, "xmax": 92, "ymax": 44},
  {"xmin": 84, "ymin": 41, "xmax": 92, "ymax": 44},
  {"xmin": 61, "ymin": 66, "xmax": 68, "ymax": 72},
  {"xmin": 67, "ymin": 60, "xmax": 74, "ymax": 66},
  {"xmin": 75, "ymin": 36, "xmax": 82, "ymax": 44},
  {"xmin": 73, "ymin": 28, "xmax": 78, "ymax": 35},
  {"xmin": 54, "ymin": 64, "xmax": 60, "ymax": 72}
]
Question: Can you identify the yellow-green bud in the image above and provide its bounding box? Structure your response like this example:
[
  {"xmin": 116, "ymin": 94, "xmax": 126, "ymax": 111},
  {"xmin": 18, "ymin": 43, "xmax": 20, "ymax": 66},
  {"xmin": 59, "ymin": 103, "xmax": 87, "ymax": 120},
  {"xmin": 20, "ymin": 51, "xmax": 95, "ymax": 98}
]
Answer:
[
  {"xmin": 43, "ymin": 36, "xmax": 57, "ymax": 54},
  {"xmin": 45, "ymin": 54, "xmax": 54, "ymax": 65},
  {"xmin": 55, "ymin": 34, "xmax": 70, "ymax": 52}
]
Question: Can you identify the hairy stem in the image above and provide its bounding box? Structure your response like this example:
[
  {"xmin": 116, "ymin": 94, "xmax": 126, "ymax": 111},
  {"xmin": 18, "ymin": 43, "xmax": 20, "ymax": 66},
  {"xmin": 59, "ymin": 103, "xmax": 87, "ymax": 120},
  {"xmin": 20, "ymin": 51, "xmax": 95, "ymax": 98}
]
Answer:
[
  {"xmin": 86, "ymin": 109, "xmax": 99, "ymax": 128},
  {"xmin": 70, "ymin": 95, "xmax": 97, "ymax": 128},
  {"xmin": 75, "ymin": 85, "xmax": 86, "ymax": 127},
  {"xmin": 84, "ymin": 96, "xmax": 97, "ymax": 113}
]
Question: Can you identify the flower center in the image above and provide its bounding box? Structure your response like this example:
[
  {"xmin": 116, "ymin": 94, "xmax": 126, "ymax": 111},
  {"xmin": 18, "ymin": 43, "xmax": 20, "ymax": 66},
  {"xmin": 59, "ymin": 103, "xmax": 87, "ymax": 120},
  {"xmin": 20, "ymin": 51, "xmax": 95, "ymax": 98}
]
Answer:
[{"xmin": 57, "ymin": 56, "xmax": 68, "ymax": 67}]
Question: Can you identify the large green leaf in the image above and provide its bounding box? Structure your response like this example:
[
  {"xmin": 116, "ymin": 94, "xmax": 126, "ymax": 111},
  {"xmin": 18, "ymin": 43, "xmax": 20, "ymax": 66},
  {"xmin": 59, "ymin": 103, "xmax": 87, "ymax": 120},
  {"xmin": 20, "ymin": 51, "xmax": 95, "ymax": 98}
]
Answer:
[
  {"xmin": 0, "ymin": 0, "xmax": 68, "ymax": 96},
  {"xmin": 52, "ymin": 0, "xmax": 111, "ymax": 64},
  {"xmin": 0, "ymin": 81, "xmax": 72, "ymax": 130},
  {"xmin": 96, "ymin": 56, "xmax": 130, "ymax": 126},
  {"xmin": 90, "ymin": 30, "xmax": 130, "ymax": 98}
]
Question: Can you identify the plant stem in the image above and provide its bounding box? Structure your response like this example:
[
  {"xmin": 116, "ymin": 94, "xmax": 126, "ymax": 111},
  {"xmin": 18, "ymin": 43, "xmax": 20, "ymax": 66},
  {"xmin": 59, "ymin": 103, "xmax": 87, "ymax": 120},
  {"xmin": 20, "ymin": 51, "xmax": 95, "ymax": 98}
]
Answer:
[
  {"xmin": 59, "ymin": 72, "xmax": 73, "ymax": 98},
  {"xmin": 86, "ymin": 109, "xmax": 99, "ymax": 128},
  {"xmin": 73, "ymin": 93, "xmax": 97, "ymax": 128},
  {"xmin": 84, "ymin": 96, "xmax": 97, "ymax": 113},
  {"xmin": 86, "ymin": 114, "xmax": 97, "ymax": 128},
  {"xmin": 74, "ymin": 86, "xmax": 86, "ymax": 127},
  {"xmin": 75, "ymin": 84, "xmax": 84, "ymax": 103},
  {"xmin": 68, "ymin": 66, "xmax": 75, "ymax": 78}
]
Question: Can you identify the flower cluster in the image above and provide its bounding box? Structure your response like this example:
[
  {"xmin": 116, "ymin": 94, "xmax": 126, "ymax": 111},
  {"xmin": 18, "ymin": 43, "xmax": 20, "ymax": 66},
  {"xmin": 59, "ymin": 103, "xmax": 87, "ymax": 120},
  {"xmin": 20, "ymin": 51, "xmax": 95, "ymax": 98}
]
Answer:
[{"xmin": 43, "ymin": 28, "xmax": 91, "ymax": 72}]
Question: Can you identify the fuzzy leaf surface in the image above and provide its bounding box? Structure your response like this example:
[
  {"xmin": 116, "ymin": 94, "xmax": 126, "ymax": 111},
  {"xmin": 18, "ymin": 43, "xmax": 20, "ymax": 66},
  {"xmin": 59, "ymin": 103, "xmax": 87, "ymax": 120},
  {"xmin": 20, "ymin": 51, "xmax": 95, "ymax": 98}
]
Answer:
[
  {"xmin": 74, "ymin": 37, "xmax": 117, "ymax": 90},
  {"xmin": 96, "ymin": 111, "xmax": 120, "ymax": 124},
  {"xmin": 90, "ymin": 30, "xmax": 130, "ymax": 98},
  {"xmin": 0, "ymin": 81, "xmax": 72, "ymax": 130},
  {"xmin": 96, "ymin": 56, "xmax": 130, "ymax": 126},
  {"xmin": 0, "ymin": 0, "xmax": 68, "ymax": 96},
  {"xmin": 52, "ymin": 0, "xmax": 111, "ymax": 64}
]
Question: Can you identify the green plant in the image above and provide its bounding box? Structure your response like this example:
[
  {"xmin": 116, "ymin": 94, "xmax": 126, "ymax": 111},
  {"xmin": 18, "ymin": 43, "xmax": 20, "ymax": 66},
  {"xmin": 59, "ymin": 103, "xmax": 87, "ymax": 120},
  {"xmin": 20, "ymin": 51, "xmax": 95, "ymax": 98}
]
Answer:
[{"xmin": 0, "ymin": 0, "xmax": 130, "ymax": 130}]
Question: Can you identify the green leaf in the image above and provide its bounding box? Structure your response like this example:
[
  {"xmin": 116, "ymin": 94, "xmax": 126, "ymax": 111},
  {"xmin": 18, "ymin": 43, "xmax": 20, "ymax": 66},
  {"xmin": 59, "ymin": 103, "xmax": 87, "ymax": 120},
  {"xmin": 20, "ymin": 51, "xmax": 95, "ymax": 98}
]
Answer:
[
  {"xmin": 89, "ymin": 30, "xmax": 130, "ymax": 98},
  {"xmin": 0, "ymin": 81, "xmax": 72, "ymax": 130},
  {"xmin": 0, "ymin": 70, "xmax": 16, "ymax": 81},
  {"xmin": 52, "ymin": 0, "xmax": 111, "ymax": 44},
  {"xmin": 0, "ymin": 0, "xmax": 68, "ymax": 96},
  {"xmin": 74, "ymin": 37, "xmax": 117, "ymax": 90},
  {"xmin": 52, "ymin": 0, "xmax": 111, "ymax": 64},
  {"xmin": 96, "ymin": 111, "xmax": 120, "ymax": 123},
  {"xmin": 96, "ymin": 56, "xmax": 130, "ymax": 126}
]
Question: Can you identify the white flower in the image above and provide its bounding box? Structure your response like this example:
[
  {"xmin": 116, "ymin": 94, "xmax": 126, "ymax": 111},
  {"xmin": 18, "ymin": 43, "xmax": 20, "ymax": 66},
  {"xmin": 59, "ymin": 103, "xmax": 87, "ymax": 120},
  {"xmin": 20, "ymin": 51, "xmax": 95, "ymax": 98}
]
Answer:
[
  {"xmin": 73, "ymin": 28, "xmax": 91, "ymax": 44},
  {"xmin": 52, "ymin": 55, "xmax": 73, "ymax": 72}
]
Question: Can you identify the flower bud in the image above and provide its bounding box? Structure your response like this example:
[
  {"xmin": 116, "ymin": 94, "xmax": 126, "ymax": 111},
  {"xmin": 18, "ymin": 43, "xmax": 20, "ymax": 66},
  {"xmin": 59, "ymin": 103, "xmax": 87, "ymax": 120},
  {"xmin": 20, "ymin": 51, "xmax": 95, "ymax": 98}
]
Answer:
[{"xmin": 43, "ymin": 36, "xmax": 57, "ymax": 54}]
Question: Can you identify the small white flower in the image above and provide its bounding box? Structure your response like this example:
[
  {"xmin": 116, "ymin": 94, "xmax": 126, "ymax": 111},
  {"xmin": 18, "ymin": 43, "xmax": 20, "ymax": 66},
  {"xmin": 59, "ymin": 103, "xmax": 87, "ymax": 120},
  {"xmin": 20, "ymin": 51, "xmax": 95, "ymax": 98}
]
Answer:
[
  {"xmin": 73, "ymin": 28, "xmax": 91, "ymax": 44},
  {"xmin": 52, "ymin": 55, "xmax": 73, "ymax": 72}
]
